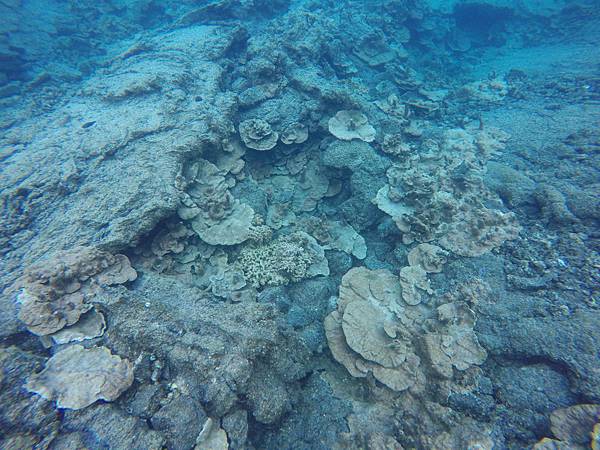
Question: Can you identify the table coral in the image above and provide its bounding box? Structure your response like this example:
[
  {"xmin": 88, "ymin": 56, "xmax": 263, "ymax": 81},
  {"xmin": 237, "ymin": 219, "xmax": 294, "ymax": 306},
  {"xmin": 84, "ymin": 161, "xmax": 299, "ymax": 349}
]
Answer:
[{"xmin": 328, "ymin": 110, "xmax": 376, "ymax": 142}]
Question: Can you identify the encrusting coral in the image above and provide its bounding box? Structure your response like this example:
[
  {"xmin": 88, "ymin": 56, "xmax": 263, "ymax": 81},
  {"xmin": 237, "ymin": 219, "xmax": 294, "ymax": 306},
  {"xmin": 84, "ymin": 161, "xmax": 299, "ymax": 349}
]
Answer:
[
  {"xmin": 399, "ymin": 265, "xmax": 432, "ymax": 305},
  {"xmin": 301, "ymin": 217, "xmax": 367, "ymax": 260},
  {"xmin": 328, "ymin": 110, "xmax": 376, "ymax": 142},
  {"xmin": 2, "ymin": 1, "xmax": 597, "ymax": 448},
  {"xmin": 353, "ymin": 33, "xmax": 399, "ymax": 67},
  {"xmin": 381, "ymin": 133, "xmax": 413, "ymax": 158},
  {"xmin": 15, "ymin": 247, "xmax": 137, "ymax": 336},
  {"xmin": 424, "ymin": 302, "xmax": 487, "ymax": 378},
  {"xmin": 26, "ymin": 345, "xmax": 134, "ymax": 410}
]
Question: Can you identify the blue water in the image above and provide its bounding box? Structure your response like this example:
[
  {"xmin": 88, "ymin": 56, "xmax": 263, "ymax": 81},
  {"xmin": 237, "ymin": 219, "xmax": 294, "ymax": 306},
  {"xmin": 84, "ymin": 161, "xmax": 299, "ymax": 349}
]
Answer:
[{"xmin": 1, "ymin": 1, "xmax": 599, "ymax": 449}]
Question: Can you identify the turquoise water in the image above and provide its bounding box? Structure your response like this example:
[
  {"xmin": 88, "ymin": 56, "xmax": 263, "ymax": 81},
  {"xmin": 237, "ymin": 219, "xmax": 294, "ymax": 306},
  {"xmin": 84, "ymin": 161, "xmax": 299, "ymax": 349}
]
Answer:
[{"xmin": 1, "ymin": 1, "xmax": 599, "ymax": 449}]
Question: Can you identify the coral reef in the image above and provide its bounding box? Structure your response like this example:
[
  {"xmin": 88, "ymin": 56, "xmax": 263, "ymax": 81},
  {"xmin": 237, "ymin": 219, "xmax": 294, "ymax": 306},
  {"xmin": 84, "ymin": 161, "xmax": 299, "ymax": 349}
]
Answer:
[
  {"xmin": 180, "ymin": 159, "xmax": 255, "ymax": 246},
  {"xmin": 239, "ymin": 118, "xmax": 279, "ymax": 151},
  {"xmin": 375, "ymin": 126, "xmax": 521, "ymax": 255},
  {"xmin": 0, "ymin": 0, "xmax": 598, "ymax": 448},
  {"xmin": 325, "ymin": 267, "xmax": 486, "ymax": 392}
]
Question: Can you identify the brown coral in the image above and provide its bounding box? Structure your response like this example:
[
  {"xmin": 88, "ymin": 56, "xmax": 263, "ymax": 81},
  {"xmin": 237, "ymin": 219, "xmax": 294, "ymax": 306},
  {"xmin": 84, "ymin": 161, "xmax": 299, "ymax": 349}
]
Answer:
[
  {"xmin": 16, "ymin": 247, "xmax": 137, "ymax": 336},
  {"xmin": 407, "ymin": 243, "xmax": 448, "ymax": 273},
  {"xmin": 280, "ymin": 122, "xmax": 308, "ymax": 145},
  {"xmin": 236, "ymin": 232, "xmax": 329, "ymax": 288},
  {"xmin": 375, "ymin": 126, "xmax": 519, "ymax": 256},
  {"xmin": 26, "ymin": 345, "xmax": 134, "ymax": 410},
  {"xmin": 183, "ymin": 159, "xmax": 255, "ymax": 246},
  {"xmin": 325, "ymin": 267, "xmax": 425, "ymax": 392},
  {"xmin": 326, "ymin": 267, "xmax": 488, "ymax": 391}
]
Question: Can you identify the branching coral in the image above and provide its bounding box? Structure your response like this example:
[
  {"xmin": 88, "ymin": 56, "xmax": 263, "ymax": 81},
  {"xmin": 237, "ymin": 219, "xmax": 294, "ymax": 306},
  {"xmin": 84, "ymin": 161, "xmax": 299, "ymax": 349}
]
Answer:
[{"xmin": 236, "ymin": 231, "xmax": 329, "ymax": 288}]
